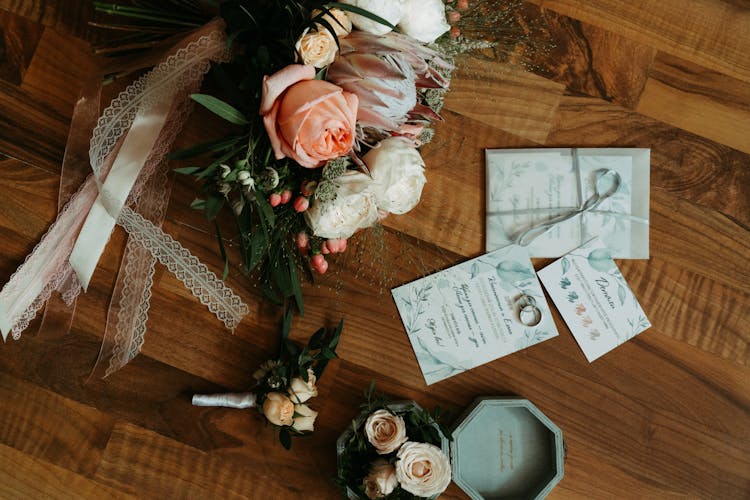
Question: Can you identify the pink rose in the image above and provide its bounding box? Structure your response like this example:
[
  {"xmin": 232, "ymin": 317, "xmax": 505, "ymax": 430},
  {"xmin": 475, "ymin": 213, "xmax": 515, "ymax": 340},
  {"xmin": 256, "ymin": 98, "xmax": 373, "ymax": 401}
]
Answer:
[{"xmin": 260, "ymin": 64, "xmax": 358, "ymax": 168}]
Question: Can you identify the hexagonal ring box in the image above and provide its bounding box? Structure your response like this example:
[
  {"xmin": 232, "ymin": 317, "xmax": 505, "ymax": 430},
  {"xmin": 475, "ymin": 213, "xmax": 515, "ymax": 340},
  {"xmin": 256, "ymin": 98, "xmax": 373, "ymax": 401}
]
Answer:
[{"xmin": 450, "ymin": 398, "xmax": 564, "ymax": 499}]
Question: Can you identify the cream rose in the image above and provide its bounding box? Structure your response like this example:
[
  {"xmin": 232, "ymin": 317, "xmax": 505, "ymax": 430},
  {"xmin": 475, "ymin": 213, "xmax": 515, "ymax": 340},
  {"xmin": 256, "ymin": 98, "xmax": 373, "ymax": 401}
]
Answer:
[
  {"xmin": 340, "ymin": 0, "xmax": 404, "ymax": 35},
  {"xmin": 398, "ymin": 0, "xmax": 450, "ymax": 44},
  {"xmin": 364, "ymin": 409, "xmax": 408, "ymax": 455},
  {"xmin": 288, "ymin": 368, "xmax": 318, "ymax": 403},
  {"xmin": 363, "ymin": 459, "xmax": 399, "ymax": 499},
  {"xmin": 295, "ymin": 28, "xmax": 338, "ymax": 68},
  {"xmin": 363, "ymin": 137, "xmax": 426, "ymax": 215},
  {"xmin": 304, "ymin": 171, "xmax": 379, "ymax": 239},
  {"xmin": 395, "ymin": 442, "xmax": 452, "ymax": 497},
  {"xmin": 262, "ymin": 392, "xmax": 295, "ymax": 426},
  {"xmin": 291, "ymin": 403, "xmax": 318, "ymax": 432},
  {"xmin": 312, "ymin": 8, "xmax": 352, "ymax": 37}
]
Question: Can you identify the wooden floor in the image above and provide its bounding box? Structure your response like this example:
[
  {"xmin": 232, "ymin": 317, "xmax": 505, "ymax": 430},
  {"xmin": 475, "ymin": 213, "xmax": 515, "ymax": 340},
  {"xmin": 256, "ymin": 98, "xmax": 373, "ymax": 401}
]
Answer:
[{"xmin": 0, "ymin": 1, "xmax": 748, "ymax": 498}]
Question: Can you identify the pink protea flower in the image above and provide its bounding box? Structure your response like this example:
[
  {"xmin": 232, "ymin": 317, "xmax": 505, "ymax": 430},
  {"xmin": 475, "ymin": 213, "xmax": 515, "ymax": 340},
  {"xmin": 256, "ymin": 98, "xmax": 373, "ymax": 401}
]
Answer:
[{"xmin": 327, "ymin": 31, "xmax": 453, "ymax": 135}]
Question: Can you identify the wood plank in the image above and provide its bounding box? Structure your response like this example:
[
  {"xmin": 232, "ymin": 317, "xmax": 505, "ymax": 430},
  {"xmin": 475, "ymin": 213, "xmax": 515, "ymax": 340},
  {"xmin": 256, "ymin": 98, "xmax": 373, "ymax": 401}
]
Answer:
[
  {"xmin": 94, "ymin": 422, "xmax": 340, "ymax": 499},
  {"xmin": 0, "ymin": 10, "xmax": 42, "ymax": 85},
  {"xmin": 637, "ymin": 52, "xmax": 750, "ymax": 154},
  {"xmin": 538, "ymin": 0, "xmax": 750, "ymax": 82},
  {"xmin": 0, "ymin": 442, "xmax": 132, "ymax": 499},
  {"xmin": 20, "ymin": 26, "xmax": 99, "ymax": 120},
  {"xmin": 0, "ymin": 0, "xmax": 95, "ymax": 39},
  {"xmin": 527, "ymin": 5, "xmax": 657, "ymax": 108},
  {"xmin": 444, "ymin": 56, "xmax": 566, "ymax": 143},
  {"xmin": 0, "ymin": 372, "xmax": 114, "ymax": 477}
]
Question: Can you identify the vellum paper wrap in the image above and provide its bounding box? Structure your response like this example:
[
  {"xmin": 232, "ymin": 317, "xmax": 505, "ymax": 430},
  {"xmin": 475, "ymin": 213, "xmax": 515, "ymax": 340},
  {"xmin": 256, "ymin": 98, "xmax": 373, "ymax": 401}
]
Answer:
[
  {"xmin": 486, "ymin": 148, "xmax": 650, "ymax": 259},
  {"xmin": 0, "ymin": 19, "xmax": 249, "ymax": 376}
]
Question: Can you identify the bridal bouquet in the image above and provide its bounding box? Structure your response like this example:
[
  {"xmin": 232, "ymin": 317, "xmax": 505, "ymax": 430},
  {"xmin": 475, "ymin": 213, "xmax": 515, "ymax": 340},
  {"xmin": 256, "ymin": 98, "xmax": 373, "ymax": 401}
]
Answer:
[
  {"xmin": 93, "ymin": 0, "xmax": 463, "ymax": 313},
  {"xmin": 336, "ymin": 384, "xmax": 452, "ymax": 499},
  {"xmin": 193, "ymin": 312, "xmax": 342, "ymax": 448}
]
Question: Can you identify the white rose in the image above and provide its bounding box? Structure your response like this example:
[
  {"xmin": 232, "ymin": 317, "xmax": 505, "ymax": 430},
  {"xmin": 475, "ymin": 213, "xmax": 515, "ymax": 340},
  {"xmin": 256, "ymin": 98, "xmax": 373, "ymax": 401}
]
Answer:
[
  {"xmin": 288, "ymin": 368, "xmax": 318, "ymax": 403},
  {"xmin": 305, "ymin": 172, "xmax": 379, "ymax": 239},
  {"xmin": 340, "ymin": 0, "xmax": 404, "ymax": 35},
  {"xmin": 291, "ymin": 403, "xmax": 318, "ymax": 432},
  {"xmin": 365, "ymin": 409, "xmax": 409, "ymax": 454},
  {"xmin": 312, "ymin": 8, "xmax": 353, "ymax": 38},
  {"xmin": 395, "ymin": 441, "xmax": 452, "ymax": 497},
  {"xmin": 363, "ymin": 137, "xmax": 426, "ymax": 215},
  {"xmin": 363, "ymin": 459, "xmax": 399, "ymax": 499},
  {"xmin": 398, "ymin": 0, "xmax": 450, "ymax": 44},
  {"xmin": 295, "ymin": 27, "xmax": 338, "ymax": 68}
]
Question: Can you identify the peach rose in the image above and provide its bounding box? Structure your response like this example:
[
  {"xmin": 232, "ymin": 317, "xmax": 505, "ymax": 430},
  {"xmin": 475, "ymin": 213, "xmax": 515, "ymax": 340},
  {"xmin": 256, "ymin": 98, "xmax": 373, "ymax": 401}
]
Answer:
[
  {"xmin": 395, "ymin": 441, "xmax": 452, "ymax": 497},
  {"xmin": 365, "ymin": 409, "xmax": 408, "ymax": 454},
  {"xmin": 363, "ymin": 459, "xmax": 399, "ymax": 499},
  {"xmin": 262, "ymin": 392, "xmax": 295, "ymax": 426},
  {"xmin": 260, "ymin": 64, "xmax": 358, "ymax": 168}
]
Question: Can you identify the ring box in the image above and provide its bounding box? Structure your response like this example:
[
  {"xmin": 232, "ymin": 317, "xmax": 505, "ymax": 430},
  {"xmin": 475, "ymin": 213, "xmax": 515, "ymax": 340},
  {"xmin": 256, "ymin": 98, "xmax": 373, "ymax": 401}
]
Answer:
[
  {"xmin": 336, "ymin": 398, "xmax": 564, "ymax": 499},
  {"xmin": 450, "ymin": 398, "xmax": 565, "ymax": 499}
]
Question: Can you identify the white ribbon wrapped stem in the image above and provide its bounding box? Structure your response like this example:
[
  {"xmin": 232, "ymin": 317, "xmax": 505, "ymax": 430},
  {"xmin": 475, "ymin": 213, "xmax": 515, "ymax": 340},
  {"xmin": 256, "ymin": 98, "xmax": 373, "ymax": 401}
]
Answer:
[{"xmin": 192, "ymin": 392, "xmax": 257, "ymax": 409}]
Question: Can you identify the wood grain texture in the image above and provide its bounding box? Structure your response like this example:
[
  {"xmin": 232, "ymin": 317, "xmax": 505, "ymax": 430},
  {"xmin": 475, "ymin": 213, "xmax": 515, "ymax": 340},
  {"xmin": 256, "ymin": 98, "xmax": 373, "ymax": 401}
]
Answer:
[{"xmin": 0, "ymin": 2, "xmax": 749, "ymax": 499}]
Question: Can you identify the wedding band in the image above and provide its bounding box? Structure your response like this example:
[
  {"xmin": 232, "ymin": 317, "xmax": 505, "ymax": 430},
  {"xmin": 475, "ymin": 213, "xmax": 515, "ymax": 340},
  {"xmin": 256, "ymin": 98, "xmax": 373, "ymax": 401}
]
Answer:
[
  {"xmin": 519, "ymin": 305, "xmax": 542, "ymax": 327},
  {"xmin": 516, "ymin": 295, "xmax": 537, "ymax": 308}
]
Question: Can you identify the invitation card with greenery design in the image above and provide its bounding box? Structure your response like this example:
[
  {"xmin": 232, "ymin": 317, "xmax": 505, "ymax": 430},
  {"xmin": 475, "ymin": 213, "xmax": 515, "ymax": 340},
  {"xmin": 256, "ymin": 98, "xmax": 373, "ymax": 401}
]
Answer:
[
  {"xmin": 392, "ymin": 245, "xmax": 558, "ymax": 385},
  {"xmin": 537, "ymin": 237, "xmax": 651, "ymax": 362}
]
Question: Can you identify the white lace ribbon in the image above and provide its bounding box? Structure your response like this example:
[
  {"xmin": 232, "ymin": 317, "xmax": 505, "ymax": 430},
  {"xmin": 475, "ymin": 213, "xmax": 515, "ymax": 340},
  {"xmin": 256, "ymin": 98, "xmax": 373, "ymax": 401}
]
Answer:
[{"xmin": 0, "ymin": 20, "xmax": 249, "ymax": 343}]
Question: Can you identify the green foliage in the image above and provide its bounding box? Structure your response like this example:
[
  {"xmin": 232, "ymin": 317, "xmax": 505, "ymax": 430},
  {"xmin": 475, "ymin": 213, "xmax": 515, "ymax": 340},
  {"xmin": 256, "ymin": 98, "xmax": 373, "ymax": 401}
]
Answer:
[
  {"xmin": 336, "ymin": 383, "xmax": 451, "ymax": 499},
  {"xmin": 253, "ymin": 314, "xmax": 343, "ymax": 450}
]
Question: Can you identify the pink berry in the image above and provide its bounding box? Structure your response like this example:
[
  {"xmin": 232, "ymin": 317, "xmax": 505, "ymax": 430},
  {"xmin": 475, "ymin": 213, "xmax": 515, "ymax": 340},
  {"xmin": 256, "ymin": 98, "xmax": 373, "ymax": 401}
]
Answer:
[
  {"xmin": 280, "ymin": 189, "xmax": 292, "ymax": 204},
  {"xmin": 448, "ymin": 10, "xmax": 461, "ymax": 23},
  {"xmin": 269, "ymin": 193, "xmax": 281, "ymax": 207},
  {"xmin": 296, "ymin": 232, "xmax": 309, "ymax": 249},
  {"xmin": 450, "ymin": 26, "xmax": 461, "ymax": 38},
  {"xmin": 321, "ymin": 243, "xmax": 330, "ymax": 255},
  {"xmin": 293, "ymin": 196, "xmax": 309, "ymax": 212},
  {"xmin": 315, "ymin": 259, "xmax": 329, "ymax": 274},
  {"xmin": 311, "ymin": 254, "xmax": 325, "ymax": 267},
  {"xmin": 457, "ymin": 0, "xmax": 468, "ymax": 10},
  {"xmin": 327, "ymin": 238, "xmax": 346, "ymax": 253}
]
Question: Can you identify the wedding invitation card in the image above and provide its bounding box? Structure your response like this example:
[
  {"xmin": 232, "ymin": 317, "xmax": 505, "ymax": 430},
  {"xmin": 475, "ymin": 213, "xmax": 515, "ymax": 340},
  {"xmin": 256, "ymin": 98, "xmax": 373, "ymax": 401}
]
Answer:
[
  {"xmin": 537, "ymin": 238, "xmax": 651, "ymax": 362},
  {"xmin": 392, "ymin": 245, "xmax": 558, "ymax": 385},
  {"xmin": 486, "ymin": 148, "xmax": 650, "ymax": 259}
]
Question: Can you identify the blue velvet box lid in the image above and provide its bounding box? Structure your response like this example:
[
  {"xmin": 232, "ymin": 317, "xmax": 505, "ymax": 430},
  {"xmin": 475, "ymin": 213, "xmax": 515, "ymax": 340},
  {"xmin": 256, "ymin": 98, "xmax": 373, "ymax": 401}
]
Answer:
[{"xmin": 450, "ymin": 398, "xmax": 564, "ymax": 499}]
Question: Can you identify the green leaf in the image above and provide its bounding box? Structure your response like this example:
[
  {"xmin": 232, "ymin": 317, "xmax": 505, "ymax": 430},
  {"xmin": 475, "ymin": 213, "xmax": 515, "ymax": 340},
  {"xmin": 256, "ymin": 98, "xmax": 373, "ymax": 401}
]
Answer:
[
  {"xmin": 279, "ymin": 428, "xmax": 292, "ymax": 450},
  {"xmin": 326, "ymin": 2, "xmax": 396, "ymax": 29},
  {"xmin": 255, "ymin": 195, "xmax": 276, "ymax": 231},
  {"xmin": 561, "ymin": 257, "xmax": 570, "ymax": 275},
  {"xmin": 249, "ymin": 231, "xmax": 267, "ymax": 270},
  {"xmin": 173, "ymin": 166, "xmax": 203, "ymax": 175},
  {"xmin": 169, "ymin": 136, "xmax": 243, "ymax": 160},
  {"xmin": 204, "ymin": 193, "xmax": 225, "ymax": 220},
  {"xmin": 282, "ymin": 307, "xmax": 293, "ymax": 341},
  {"xmin": 190, "ymin": 198, "xmax": 206, "ymax": 210},
  {"xmin": 617, "ymin": 283, "xmax": 627, "ymax": 306},
  {"xmin": 190, "ymin": 93, "xmax": 249, "ymax": 125},
  {"xmin": 213, "ymin": 220, "xmax": 230, "ymax": 281},
  {"xmin": 287, "ymin": 253, "xmax": 304, "ymax": 314}
]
